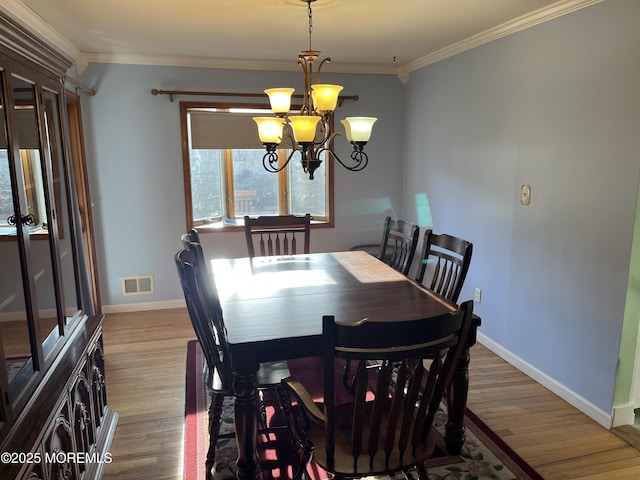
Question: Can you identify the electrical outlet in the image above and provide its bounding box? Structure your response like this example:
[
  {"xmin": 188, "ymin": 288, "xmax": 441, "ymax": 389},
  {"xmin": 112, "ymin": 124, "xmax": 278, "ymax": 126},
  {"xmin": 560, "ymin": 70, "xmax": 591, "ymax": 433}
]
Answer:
[{"xmin": 474, "ymin": 288, "xmax": 482, "ymax": 303}]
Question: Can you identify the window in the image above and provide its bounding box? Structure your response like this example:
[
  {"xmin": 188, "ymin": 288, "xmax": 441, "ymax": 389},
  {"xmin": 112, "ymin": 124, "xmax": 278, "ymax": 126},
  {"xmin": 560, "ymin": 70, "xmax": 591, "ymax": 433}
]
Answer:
[{"xmin": 181, "ymin": 102, "xmax": 333, "ymax": 230}]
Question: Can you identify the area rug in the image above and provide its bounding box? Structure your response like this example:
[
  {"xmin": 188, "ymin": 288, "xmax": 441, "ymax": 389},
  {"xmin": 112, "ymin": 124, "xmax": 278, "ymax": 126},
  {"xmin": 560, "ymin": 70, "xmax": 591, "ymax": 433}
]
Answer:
[{"xmin": 184, "ymin": 340, "xmax": 543, "ymax": 480}]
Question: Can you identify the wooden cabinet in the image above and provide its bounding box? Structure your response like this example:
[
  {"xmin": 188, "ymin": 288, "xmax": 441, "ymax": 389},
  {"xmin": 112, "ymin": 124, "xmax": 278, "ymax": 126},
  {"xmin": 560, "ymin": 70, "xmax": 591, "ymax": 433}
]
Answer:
[
  {"xmin": 0, "ymin": 13, "xmax": 117, "ymax": 480},
  {"xmin": 0, "ymin": 318, "xmax": 118, "ymax": 480}
]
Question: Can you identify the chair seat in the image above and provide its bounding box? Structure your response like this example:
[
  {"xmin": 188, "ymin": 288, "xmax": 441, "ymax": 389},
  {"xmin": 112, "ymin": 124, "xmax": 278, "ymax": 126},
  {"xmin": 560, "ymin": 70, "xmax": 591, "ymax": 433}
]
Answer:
[{"xmin": 306, "ymin": 399, "xmax": 437, "ymax": 476}]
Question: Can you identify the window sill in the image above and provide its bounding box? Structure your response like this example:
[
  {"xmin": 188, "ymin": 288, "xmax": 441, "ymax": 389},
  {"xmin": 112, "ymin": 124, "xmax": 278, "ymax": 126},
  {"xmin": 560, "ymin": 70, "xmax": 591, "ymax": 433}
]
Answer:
[
  {"xmin": 194, "ymin": 218, "xmax": 333, "ymax": 233},
  {"xmin": 0, "ymin": 226, "xmax": 49, "ymax": 241}
]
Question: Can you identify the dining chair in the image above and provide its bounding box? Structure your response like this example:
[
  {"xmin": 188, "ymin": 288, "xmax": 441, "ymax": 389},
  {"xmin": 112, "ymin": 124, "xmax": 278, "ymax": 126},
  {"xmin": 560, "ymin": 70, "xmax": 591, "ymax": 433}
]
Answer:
[
  {"xmin": 180, "ymin": 231, "xmax": 224, "ymax": 323},
  {"xmin": 415, "ymin": 229, "xmax": 473, "ymax": 303},
  {"xmin": 343, "ymin": 216, "xmax": 420, "ymax": 389},
  {"xmin": 182, "ymin": 227, "xmax": 201, "ymax": 245},
  {"xmin": 377, "ymin": 216, "xmax": 420, "ymax": 275},
  {"xmin": 244, "ymin": 214, "xmax": 311, "ymax": 258},
  {"xmin": 282, "ymin": 300, "xmax": 474, "ymax": 480},
  {"xmin": 175, "ymin": 246, "xmax": 294, "ymax": 479}
]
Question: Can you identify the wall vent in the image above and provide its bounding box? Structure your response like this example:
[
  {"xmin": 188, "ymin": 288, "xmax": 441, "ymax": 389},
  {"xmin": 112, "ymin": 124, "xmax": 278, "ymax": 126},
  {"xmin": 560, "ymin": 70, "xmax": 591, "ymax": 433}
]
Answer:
[{"xmin": 121, "ymin": 275, "xmax": 155, "ymax": 296}]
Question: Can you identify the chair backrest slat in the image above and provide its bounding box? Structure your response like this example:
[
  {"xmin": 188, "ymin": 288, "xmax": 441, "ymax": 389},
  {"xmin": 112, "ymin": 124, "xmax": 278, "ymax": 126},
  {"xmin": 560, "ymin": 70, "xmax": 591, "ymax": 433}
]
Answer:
[
  {"xmin": 244, "ymin": 214, "xmax": 311, "ymax": 259},
  {"xmin": 318, "ymin": 301, "xmax": 474, "ymax": 475},
  {"xmin": 377, "ymin": 216, "xmax": 420, "ymax": 276},
  {"xmin": 416, "ymin": 229, "xmax": 473, "ymax": 303}
]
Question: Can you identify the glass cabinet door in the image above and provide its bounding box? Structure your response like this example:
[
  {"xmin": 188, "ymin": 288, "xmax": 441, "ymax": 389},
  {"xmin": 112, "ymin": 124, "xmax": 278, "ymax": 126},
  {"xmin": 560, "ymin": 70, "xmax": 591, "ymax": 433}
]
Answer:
[
  {"xmin": 10, "ymin": 75, "xmax": 62, "ymax": 360},
  {"xmin": 0, "ymin": 66, "xmax": 83, "ymax": 413},
  {"xmin": 41, "ymin": 88, "xmax": 79, "ymax": 326},
  {"xmin": 0, "ymin": 71, "xmax": 36, "ymax": 399}
]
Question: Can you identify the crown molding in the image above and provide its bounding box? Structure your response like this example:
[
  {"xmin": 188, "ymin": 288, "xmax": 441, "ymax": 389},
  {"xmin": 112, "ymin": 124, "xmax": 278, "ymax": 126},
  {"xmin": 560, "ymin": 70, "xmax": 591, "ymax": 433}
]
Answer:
[
  {"xmin": 83, "ymin": 52, "xmax": 401, "ymax": 76},
  {"xmin": 0, "ymin": 0, "xmax": 79, "ymax": 65},
  {"xmin": 1, "ymin": 0, "xmax": 604, "ymax": 79},
  {"xmin": 405, "ymin": 0, "xmax": 605, "ymax": 73}
]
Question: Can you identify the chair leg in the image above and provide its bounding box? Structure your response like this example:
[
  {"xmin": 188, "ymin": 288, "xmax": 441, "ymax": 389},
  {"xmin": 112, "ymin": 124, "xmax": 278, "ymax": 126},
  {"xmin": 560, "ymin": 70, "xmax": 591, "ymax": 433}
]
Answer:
[
  {"xmin": 277, "ymin": 385, "xmax": 303, "ymax": 447},
  {"xmin": 416, "ymin": 462, "xmax": 428, "ymax": 480},
  {"xmin": 257, "ymin": 388, "xmax": 273, "ymax": 440},
  {"xmin": 294, "ymin": 438, "xmax": 314, "ymax": 480},
  {"xmin": 207, "ymin": 392, "xmax": 224, "ymax": 477}
]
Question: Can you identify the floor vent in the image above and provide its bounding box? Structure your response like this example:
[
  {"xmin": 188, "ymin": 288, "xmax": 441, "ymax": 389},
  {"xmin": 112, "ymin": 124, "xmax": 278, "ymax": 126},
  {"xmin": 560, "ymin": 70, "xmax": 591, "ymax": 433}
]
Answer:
[{"xmin": 121, "ymin": 275, "xmax": 155, "ymax": 296}]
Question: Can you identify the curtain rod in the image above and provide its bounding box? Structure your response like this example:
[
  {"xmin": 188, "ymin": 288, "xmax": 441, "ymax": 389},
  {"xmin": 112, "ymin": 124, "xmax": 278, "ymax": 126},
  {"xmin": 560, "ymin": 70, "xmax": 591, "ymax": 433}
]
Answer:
[
  {"xmin": 65, "ymin": 76, "xmax": 96, "ymax": 96},
  {"xmin": 150, "ymin": 88, "xmax": 358, "ymax": 106},
  {"xmin": 64, "ymin": 76, "xmax": 96, "ymax": 96}
]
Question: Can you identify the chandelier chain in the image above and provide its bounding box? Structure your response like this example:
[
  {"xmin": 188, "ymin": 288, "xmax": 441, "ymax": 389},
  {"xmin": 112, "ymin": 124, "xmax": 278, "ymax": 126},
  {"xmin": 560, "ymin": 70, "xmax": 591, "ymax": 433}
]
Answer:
[
  {"xmin": 307, "ymin": 1, "xmax": 313, "ymax": 51},
  {"xmin": 253, "ymin": 0, "xmax": 376, "ymax": 179}
]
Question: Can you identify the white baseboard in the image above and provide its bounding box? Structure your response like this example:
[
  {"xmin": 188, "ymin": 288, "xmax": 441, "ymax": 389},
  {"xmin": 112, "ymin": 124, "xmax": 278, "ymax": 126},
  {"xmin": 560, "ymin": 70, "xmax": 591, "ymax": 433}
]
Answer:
[
  {"xmin": 612, "ymin": 403, "xmax": 636, "ymax": 428},
  {"xmin": 477, "ymin": 332, "xmax": 612, "ymax": 429},
  {"xmin": 102, "ymin": 299, "xmax": 186, "ymax": 314}
]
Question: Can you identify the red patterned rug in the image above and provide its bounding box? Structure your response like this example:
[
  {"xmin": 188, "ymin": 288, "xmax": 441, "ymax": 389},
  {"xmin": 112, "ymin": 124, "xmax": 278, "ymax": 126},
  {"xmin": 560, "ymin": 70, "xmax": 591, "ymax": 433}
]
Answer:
[{"xmin": 184, "ymin": 340, "xmax": 542, "ymax": 480}]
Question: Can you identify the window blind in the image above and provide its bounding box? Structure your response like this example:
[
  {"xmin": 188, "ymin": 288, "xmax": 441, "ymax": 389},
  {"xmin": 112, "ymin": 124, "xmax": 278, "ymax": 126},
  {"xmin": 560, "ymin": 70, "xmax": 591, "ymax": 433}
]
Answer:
[{"xmin": 189, "ymin": 110, "xmax": 266, "ymax": 150}]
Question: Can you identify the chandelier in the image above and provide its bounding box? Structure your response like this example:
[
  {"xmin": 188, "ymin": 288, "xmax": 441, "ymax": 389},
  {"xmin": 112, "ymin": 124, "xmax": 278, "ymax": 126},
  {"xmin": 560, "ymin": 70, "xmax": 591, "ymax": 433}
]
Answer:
[{"xmin": 253, "ymin": 0, "xmax": 377, "ymax": 180}]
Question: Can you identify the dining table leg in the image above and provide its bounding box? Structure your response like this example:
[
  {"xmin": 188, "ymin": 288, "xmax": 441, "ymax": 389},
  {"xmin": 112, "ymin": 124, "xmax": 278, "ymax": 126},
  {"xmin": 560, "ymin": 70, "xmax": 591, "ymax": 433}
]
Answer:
[{"xmin": 232, "ymin": 360, "xmax": 262, "ymax": 480}]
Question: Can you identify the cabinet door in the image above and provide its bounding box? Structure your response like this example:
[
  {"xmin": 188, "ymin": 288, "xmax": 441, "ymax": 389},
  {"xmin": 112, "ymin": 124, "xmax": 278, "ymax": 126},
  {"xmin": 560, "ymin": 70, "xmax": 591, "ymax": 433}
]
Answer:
[
  {"xmin": 9, "ymin": 75, "xmax": 62, "ymax": 354},
  {"xmin": 41, "ymin": 87, "xmax": 81, "ymax": 326},
  {"xmin": 0, "ymin": 63, "xmax": 83, "ymax": 425},
  {"xmin": 0, "ymin": 68, "xmax": 43, "ymax": 418},
  {"xmin": 70, "ymin": 373, "xmax": 93, "ymax": 479},
  {"xmin": 42, "ymin": 402, "xmax": 79, "ymax": 480},
  {"xmin": 88, "ymin": 337, "xmax": 107, "ymax": 430}
]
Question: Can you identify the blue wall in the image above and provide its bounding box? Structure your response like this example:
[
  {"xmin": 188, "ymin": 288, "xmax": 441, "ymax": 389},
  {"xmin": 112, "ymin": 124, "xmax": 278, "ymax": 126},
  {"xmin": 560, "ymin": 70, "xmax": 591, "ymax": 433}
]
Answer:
[
  {"xmin": 402, "ymin": 0, "xmax": 640, "ymax": 419},
  {"xmin": 77, "ymin": 0, "xmax": 640, "ymax": 424},
  {"xmin": 78, "ymin": 64, "xmax": 405, "ymax": 308}
]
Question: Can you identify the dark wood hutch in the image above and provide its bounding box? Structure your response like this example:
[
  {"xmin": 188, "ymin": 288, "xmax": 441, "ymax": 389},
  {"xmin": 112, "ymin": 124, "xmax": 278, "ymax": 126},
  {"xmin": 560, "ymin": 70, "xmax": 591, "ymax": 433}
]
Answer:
[{"xmin": 0, "ymin": 11, "xmax": 117, "ymax": 480}]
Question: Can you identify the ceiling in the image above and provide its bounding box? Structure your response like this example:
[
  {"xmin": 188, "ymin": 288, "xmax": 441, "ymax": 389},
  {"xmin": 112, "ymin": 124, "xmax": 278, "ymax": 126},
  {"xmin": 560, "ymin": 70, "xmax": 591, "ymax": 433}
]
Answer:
[{"xmin": 3, "ymin": 0, "xmax": 601, "ymax": 75}]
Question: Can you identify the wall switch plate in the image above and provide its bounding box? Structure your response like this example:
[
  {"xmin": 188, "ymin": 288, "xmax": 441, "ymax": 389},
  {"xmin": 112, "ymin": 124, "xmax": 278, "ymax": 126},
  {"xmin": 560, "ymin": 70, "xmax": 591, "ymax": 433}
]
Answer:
[
  {"xmin": 521, "ymin": 184, "xmax": 531, "ymax": 205},
  {"xmin": 474, "ymin": 288, "xmax": 482, "ymax": 303}
]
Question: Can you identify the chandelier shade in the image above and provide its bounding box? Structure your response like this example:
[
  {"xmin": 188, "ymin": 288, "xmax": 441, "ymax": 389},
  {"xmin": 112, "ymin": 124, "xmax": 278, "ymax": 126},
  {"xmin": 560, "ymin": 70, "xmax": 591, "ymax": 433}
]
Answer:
[
  {"xmin": 341, "ymin": 117, "xmax": 378, "ymax": 143},
  {"xmin": 253, "ymin": 117, "xmax": 286, "ymax": 144},
  {"xmin": 264, "ymin": 88, "xmax": 295, "ymax": 114},
  {"xmin": 253, "ymin": 0, "xmax": 376, "ymax": 180},
  {"xmin": 289, "ymin": 115, "xmax": 321, "ymax": 143},
  {"xmin": 311, "ymin": 84, "xmax": 343, "ymax": 112}
]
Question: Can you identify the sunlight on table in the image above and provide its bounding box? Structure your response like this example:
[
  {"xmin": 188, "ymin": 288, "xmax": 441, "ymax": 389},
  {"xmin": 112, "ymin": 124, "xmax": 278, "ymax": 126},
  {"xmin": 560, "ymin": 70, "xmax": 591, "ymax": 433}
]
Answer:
[{"xmin": 212, "ymin": 257, "xmax": 338, "ymax": 302}]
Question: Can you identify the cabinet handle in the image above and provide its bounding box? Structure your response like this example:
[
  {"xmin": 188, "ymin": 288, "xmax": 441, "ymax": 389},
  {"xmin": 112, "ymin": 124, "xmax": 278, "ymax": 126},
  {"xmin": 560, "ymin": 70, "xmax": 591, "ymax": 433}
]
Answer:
[{"xmin": 7, "ymin": 214, "xmax": 35, "ymax": 226}]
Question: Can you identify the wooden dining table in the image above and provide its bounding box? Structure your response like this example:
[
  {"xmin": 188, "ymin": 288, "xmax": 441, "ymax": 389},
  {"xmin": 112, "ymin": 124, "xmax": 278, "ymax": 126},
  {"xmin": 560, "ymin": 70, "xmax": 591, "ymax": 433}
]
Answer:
[{"xmin": 210, "ymin": 250, "xmax": 480, "ymax": 480}]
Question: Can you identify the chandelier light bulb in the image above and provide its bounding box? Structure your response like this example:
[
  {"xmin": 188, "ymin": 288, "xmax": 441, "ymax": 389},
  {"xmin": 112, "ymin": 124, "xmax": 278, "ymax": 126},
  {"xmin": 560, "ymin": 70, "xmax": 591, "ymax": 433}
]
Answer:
[
  {"xmin": 253, "ymin": 117, "xmax": 286, "ymax": 144},
  {"xmin": 341, "ymin": 117, "xmax": 377, "ymax": 143},
  {"xmin": 265, "ymin": 88, "xmax": 295, "ymax": 114},
  {"xmin": 311, "ymin": 84, "xmax": 343, "ymax": 113},
  {"xmin": 289, "ymin": 115, "xmax": 321, "ymax": 143}
]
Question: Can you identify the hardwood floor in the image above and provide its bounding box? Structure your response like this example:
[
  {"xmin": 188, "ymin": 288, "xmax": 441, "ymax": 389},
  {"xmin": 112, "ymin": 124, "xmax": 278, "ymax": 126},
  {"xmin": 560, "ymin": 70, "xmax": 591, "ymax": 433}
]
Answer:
[{"xmin": 101, "ymin": 308, "xmax": 640, "ymax": 480}]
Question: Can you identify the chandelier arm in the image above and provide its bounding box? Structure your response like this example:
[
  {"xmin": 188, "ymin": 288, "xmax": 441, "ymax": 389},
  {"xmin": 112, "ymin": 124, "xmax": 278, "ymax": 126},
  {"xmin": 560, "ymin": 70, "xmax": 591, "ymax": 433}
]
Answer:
[
  {"xmin": 316, "ymin": 57, "xmax": 331, "ymax": 84},
  {"xmin": 262, "ymin": 149, "xmax": 282, "ymax": 173},
  {"xmin": 314, "ymin": 129, "xmax": 340, "ymax": 148},
  {"xmin": 299, "ymin": 58, "xmax": 311, "ymax": 114},
  {"xmin": 318, "ymin": 143, "xmax": 370, "ymax": 172},
  {"xmin": 280, "ymin": 126, "xmax": 299, "ymax": 150},
  {"xmin": 262, "ymin": 148, "xmax": 297, "ymax": 173},
  {"xmin": 283, "ymin": 149, "xmax": 298, "ymax": 168},
  {"xmin": 311, "ymin": 120, "xmax": 335, "ymax": 148}
]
